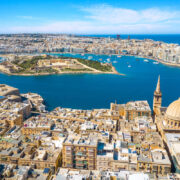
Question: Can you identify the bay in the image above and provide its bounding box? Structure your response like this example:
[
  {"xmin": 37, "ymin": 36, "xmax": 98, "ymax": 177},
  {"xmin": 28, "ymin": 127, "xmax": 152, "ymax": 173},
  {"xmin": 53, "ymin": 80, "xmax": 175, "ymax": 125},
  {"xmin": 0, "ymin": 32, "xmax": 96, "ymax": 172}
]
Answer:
[{"xmin": 0, "ymin": 53, "xmax": 180, "ymax": 111}]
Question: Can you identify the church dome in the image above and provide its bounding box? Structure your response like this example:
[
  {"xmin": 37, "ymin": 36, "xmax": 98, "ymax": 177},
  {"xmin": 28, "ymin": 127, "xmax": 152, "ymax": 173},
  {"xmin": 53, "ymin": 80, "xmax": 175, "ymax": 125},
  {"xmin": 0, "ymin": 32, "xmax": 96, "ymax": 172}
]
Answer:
[{"xmin": 166, "ymin": 98, "xmax": 180, "ymax": 121}]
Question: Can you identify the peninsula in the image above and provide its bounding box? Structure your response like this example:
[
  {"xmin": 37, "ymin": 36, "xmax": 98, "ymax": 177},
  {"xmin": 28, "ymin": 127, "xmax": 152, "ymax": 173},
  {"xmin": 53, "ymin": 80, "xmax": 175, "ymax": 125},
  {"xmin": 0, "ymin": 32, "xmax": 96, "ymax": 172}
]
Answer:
[{"xmin": 0, "ymin": 54, "xmax": 119, "ymax": 75}]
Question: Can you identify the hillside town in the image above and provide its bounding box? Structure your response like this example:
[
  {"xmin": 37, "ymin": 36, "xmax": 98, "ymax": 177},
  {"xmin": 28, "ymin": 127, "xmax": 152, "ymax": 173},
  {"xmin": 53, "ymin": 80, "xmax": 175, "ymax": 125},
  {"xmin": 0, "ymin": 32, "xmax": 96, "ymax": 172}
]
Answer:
[
  {"xmin": 0, "ymin": 77, "xmax": 180, "ymax": 180},
  {"xmin": 0, "ymin": 34, "xmax": 180, "ymax": 66}
]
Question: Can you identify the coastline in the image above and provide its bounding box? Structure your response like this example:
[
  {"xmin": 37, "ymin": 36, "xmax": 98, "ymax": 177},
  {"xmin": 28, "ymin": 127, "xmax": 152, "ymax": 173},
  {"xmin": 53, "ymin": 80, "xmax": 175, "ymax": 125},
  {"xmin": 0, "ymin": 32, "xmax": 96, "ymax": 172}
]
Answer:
[
  {"xmin": 123, "ymin": 54, "xmax": 180, "ymax": 68},
  {"xmin": 0, "ymin": 53, "xmax": 126, "ymax": 76},
  {"xmin": 0, "ymin": 65, "xmax": 123, "ymax": 76},
  {"xmin": 1, "ymin": 51, "xmax": 180, "ymax": 78},
  {"xmin": 151, "ymin": 58, "xmax": 180, "ymax": 68},
  {"xmin": 49, "ymin": 52, "xmax": 180, "ymax": 68}
]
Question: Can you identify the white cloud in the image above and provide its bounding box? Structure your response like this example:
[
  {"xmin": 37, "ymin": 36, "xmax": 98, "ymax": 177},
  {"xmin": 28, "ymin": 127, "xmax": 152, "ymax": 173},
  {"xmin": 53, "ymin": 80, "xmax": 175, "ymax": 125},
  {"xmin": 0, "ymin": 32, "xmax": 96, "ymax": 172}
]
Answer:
[
  {"xmin": 6, "ymin": 4, "xmax": 180, "ymax": 34},
  {"xmin": 82, "ymin": 5, "xmax": 179, "ymax": 24}
]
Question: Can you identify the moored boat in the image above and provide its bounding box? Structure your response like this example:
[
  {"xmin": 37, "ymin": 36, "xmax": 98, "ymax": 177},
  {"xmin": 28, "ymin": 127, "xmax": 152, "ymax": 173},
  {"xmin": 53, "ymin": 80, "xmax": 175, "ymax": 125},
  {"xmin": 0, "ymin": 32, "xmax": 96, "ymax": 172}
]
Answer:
[
  {"xmin": 144, "ymin": 59, "xmax": 149, "ymax": 62},
  {"xmin": 153, "ymin": 62, "xmax": 159, "ymax": 64}
]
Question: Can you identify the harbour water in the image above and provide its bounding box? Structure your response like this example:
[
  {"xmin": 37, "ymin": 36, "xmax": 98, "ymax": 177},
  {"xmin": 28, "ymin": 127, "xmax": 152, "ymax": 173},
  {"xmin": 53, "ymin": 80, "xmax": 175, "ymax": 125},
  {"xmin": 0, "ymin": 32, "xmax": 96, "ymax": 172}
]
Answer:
[{"xmin": 0, "ymin": 53, "xmax": 180, "ymax": 111}]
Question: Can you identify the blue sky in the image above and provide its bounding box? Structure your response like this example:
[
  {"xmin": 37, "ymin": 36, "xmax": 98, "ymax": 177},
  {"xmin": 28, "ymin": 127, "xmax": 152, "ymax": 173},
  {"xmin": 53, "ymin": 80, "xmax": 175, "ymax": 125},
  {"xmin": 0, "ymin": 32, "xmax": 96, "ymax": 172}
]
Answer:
[{"xmin": 1, "ymin": 0, "xmax": 180, "ymax": 34}]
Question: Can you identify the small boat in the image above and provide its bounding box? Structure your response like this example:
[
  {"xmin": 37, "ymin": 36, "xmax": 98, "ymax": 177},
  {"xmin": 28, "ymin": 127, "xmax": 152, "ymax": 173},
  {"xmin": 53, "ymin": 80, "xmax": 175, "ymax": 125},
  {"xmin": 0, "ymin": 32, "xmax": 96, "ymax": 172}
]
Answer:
[
  {"xmin": 144, "ymin": 59, "xmax": 149, "ymax": 62},
  {"xmin": 81, "ymin": 53, "xmax": 85, "ymax": 56},
  {"xmin": 113, "ymin": 61, "xmax": 117, "ymax": 63},
  {"xmin": 88, "ymin": 56, "xmax": 93, "ymax": 60},
  {"xmin": 117, "ymin": 55, "xmax": 121, "ymax": 58},
  {"xmin": 136, "ymin": 58, "xmax": 139, "ymax": 61},
  {"xmin": 153, "ymin": 62, "xmax": 159, "ymax": 64},
  {"xmin": 107, "ymin": 58, "xmax": 110, "ymax": 62},
  {"xmin": 99, "ymin": 58, "xmax": 102, "ymax": 61},
  {"xmin": 128, "ymin": 65, "xmax": 132, "ymax": 68}
]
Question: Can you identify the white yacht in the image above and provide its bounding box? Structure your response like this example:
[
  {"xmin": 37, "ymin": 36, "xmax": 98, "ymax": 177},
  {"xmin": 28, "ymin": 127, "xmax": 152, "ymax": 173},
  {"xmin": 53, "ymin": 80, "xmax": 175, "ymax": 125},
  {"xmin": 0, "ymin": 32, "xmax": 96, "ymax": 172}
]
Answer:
[
  {"xmin": 144, "ymin": 59, "xmax": 149, "ymax": 62},
  {"xmin": 153, "ymin": 62, "xmax": 159, "ymax": 64}
]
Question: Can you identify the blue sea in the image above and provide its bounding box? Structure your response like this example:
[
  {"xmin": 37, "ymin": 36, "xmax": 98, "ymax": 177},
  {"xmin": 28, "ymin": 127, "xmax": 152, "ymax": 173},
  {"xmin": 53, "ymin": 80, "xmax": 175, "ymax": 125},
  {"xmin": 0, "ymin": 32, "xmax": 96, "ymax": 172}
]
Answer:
[
  {"xmin": 81, "ymin": 34, "xmax": 180, "ymax": 44},
  {"xmin": 0, "ymin": 34, "xmax": 180, "ymax": 111}
]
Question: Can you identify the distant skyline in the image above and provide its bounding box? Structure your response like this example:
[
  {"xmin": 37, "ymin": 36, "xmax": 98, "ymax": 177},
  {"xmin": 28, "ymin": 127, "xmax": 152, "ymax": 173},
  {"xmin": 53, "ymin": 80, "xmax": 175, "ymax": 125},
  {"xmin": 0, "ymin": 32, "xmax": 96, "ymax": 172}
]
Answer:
[{"xmin": 1, "ymin": 0, "xmax": 180, "ymax": 34}]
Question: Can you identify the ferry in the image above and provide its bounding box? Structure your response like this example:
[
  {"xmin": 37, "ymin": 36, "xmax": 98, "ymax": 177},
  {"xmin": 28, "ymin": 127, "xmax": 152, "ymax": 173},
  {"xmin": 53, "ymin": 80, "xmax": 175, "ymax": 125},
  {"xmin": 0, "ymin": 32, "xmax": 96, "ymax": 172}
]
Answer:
[
  {"xmin": 128, "ymin": 65, "xmax": 132, "ymax": 68},
  {"xmin": 153, "ymin": 62, "xmax": 159, "ymax": 64},
  {"xmin": 144, "ymin": 59, "xmax": 149, "ymax": 62}
]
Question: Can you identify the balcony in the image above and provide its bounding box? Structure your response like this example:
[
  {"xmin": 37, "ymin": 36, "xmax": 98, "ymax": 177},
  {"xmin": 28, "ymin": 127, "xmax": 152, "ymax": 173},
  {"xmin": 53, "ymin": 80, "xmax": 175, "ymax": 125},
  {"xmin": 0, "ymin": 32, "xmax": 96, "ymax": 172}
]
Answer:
[
  {"xmin": 75, "ymin": 166, "xmax": 85, "ymax": 169},
  {"xmin": 76, "ymin": 160, "xmax": 88, "ymax": 165},
  {"xmin": 76, "ymin": 152, "xmax": 86, "ymax": 156}
]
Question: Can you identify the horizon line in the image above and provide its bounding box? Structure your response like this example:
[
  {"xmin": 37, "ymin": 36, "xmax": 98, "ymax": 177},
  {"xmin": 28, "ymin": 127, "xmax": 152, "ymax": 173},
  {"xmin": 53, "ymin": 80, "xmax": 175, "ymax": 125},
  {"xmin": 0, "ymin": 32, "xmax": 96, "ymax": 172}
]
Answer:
[{"xmin": 0, "ymin": 33, "xmax": 180, "ymax": 35}]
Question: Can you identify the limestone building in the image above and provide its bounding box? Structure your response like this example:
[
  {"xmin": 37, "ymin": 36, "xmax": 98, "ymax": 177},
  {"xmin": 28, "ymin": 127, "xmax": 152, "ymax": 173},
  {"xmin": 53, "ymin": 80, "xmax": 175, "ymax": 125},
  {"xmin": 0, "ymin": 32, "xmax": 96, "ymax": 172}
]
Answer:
[
  {"xmin": 0, "ymin": 84, "xmax": 20, "ymax": 96},
  {"xmin": 153, "ymin": 76, "xmax": 180, "ymax": 173},
  {"xmin": 62, "ymin": 135, "xmax": 97, "ymax": 170}
]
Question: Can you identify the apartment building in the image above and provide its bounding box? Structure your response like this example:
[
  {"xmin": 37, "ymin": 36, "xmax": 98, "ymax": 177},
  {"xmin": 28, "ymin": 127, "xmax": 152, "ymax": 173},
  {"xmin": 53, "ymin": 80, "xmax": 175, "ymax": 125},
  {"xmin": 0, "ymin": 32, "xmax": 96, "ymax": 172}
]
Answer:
[{"xmin": 62, "ymin": 134, "xmax": 97, "ymax": 170}]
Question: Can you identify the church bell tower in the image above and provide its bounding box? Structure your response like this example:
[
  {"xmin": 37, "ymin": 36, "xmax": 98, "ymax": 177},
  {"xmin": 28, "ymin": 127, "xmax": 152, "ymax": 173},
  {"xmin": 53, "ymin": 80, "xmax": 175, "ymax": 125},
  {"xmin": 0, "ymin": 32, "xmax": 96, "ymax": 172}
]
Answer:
[{"xmin": 153, "ymin": 76, "xmax": 162, "ymax": 116}]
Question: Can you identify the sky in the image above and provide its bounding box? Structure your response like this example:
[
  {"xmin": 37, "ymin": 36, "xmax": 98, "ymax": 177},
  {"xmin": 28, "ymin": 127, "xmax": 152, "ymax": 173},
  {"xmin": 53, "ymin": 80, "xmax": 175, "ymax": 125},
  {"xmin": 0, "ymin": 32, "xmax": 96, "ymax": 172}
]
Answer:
[{"xmin": 0, "ymin": 0, "xmax": 180, "ymax": 34}]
